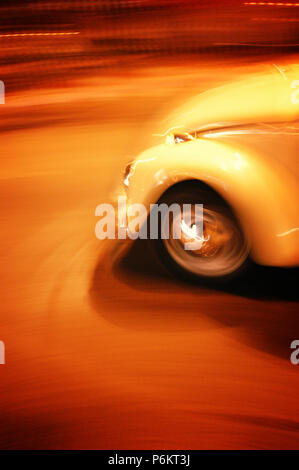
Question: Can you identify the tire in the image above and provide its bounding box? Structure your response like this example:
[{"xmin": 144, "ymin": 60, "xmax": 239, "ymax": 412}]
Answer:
[{"xmin": 150, "ymin": 181, "xmax": 249, "ymax": 283}]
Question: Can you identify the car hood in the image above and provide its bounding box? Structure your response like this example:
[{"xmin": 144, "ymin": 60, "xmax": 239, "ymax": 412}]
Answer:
[{"xmin": 164, "ymin": 64, "xmax": 299, "ymax": 135}]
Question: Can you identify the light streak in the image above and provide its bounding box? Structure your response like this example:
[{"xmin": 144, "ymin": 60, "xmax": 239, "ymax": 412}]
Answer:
[
  {"xmin": 244, "ymin": 2, "xmax": 299, "ymax": 5},
  {"xmin": 277, "ymin": 228, "xmax": 299, "ymax": 237},
  {"xmin": 272, "ymin": 63, "xmax": 287, "ymax": 80},
  {"xmin": 0, "ymin": 32, "xmax": 80, "ymax": 38}
]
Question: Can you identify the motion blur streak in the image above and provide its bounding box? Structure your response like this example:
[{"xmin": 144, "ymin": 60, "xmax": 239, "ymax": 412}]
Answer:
[
  {"xmin": 0, "ymin": 32, "xmax": 80, "ymax": 38},
  {"xmin": 244, "ymin": 2, "xmax": 299, "ymax": 6},
  {"xmin": 0, "ymin": 0, "xmax": 298, "ymax": 451},
  {"xmin": 252, "ymin": 17, "xmax": 299, "ymax": 21}
]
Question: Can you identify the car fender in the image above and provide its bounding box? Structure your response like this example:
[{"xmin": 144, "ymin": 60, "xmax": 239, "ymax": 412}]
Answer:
[{"xmin": 125, "ymin": 138, "xmax": 299, "ymax": 266}]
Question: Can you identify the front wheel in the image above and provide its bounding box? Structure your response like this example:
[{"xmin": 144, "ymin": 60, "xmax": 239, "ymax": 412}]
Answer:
[{"xmin": 152, "ymin": 182, "xmax": 249, "ymax": 282}]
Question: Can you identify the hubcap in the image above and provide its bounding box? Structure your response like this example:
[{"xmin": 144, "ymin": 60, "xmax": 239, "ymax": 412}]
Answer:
[{"xmin": 162, "ymin": 205, "xmax": 248, "ymax": 277}]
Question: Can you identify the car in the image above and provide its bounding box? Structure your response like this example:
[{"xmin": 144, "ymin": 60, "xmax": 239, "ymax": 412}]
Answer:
[{"xmin": 114, "ymin": 63, "xmax": 299, "ymax": 281}]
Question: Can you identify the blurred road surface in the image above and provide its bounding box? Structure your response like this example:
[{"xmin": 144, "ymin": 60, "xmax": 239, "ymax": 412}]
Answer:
[{"xmin": 0, "ymin": 57, "xmax": 298, "ymax": 449}]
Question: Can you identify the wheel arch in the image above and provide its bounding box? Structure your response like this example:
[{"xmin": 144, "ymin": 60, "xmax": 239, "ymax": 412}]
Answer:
[{"xmin": 126, "ymin": 140, "xmax": 299, "ymax": 266}]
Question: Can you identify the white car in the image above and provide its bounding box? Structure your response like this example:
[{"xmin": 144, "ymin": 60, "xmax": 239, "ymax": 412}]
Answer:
[{"xmin": 115, "ymin": 64, "xmax": 299, "ymax": 281}]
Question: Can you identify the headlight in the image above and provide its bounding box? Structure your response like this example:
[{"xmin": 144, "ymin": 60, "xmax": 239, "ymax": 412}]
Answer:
[{"xmin": 166, "ymin": 132, "xmax": 195, "ymax": 145}]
